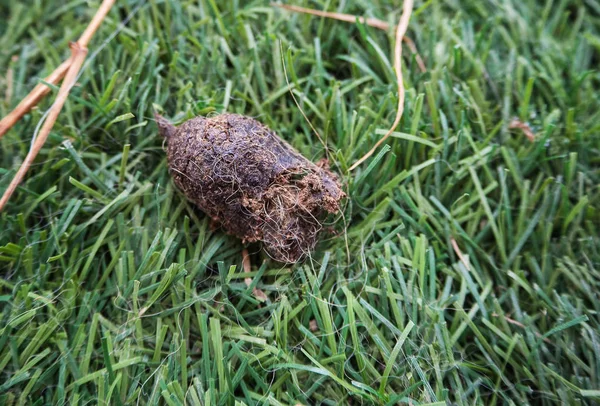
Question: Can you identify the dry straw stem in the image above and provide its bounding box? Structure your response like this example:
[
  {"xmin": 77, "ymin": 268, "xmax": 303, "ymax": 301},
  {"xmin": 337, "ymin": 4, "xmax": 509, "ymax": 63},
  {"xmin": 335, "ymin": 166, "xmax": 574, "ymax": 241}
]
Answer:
[
  {"xmin": 451, "ymin": 238, "xmax": 471, "ymax": 271},
  {"xmin": 0, "ymin": 59, "xmax": 72, "ymax": 139},
  {"xmin": 349, "ymin": 0, "xmax": 414, "ymax": 171},
  {"xmin": 271, "ymin": 3, "xmax": 426, "ymax": 73},
  {"xmin": 272, "ymin": 3, "xmax": 389, "ymax": 30},
  {"xmin": 492, "ymin": 313, "xmax": 552, "ymax": 344},
  {"xmin": 508, "ymin": 118, "xmax": 536, "ymax": 142},
  {"xmin": 0, "ymin": 0, "xmax": 115, "ymax": 211},
  {"xmin": 0, "ymin": 0, "xmax": 115, "ymax": 140},
  {"xmin": 0, "ymin": 44, "xmax": 88, "ymax": 211},
  {"xmin": 272, "ymin": 2, "xmax": 419, "ymax": 171},
  {"xmin": 279, "ymin": 40, "xmax": 327, "ymax": 149},
  {"xmin": 77, "ymin": 0, "xmax": 116, "ymax": 48}
]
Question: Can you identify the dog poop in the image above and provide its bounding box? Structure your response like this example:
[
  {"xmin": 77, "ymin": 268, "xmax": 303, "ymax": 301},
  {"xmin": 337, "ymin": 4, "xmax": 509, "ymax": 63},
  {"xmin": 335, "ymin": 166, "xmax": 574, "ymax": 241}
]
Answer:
[{"xmin": 156, "ymin": 113, "xmax": 345, "ymax": 263}]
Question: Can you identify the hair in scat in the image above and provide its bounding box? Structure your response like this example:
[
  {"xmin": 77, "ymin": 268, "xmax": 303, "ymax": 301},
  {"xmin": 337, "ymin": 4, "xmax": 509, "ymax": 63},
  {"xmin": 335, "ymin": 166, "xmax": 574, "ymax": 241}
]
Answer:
[{"xmin": 156, "ymin": 113, "xmax": 345, "ymax": 263}]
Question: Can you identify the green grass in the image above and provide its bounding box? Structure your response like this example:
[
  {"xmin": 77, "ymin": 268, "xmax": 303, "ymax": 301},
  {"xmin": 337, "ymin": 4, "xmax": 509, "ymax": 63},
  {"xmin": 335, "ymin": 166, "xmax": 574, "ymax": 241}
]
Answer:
[{"xmin": 1, "ymin": 0, "xmax": 599, "ymax": 404}]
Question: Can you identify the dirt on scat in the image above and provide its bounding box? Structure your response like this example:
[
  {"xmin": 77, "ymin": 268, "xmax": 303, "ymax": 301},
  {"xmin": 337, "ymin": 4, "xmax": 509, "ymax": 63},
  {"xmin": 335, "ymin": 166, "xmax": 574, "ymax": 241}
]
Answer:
[{"xmin": 156, "ymin": 113, "xmax": 345, "ymax": 263}]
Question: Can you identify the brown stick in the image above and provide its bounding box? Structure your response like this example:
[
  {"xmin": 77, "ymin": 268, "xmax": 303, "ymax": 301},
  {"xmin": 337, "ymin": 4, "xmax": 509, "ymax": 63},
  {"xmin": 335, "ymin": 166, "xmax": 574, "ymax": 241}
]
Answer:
[
  {"xmin": 0, "ymin": 44, "xmax": 88, "ymax": 211},
  {"xmin": 271, "ymin": 3, "xmax": 426, "ymax": 73},
  {"xmin": 0, "ymin": 0, "xmax": 115, "ymax": 140},
  {"xmin": 492, "ymin": 313, "xmax": 552, "ymax": 344},
  {"xmin": 0, "ymin": 0, "xmax": 115, "ymax": 211},
  {"xmin": 508, "ymin": 118, "xmax": 535, "ymax": 143},
  {"xmin": 402, "ymin": 36, "xmax": 426, "ymax": 73},
  {"xmin": 77, "ymin": 0, "xmax": 116, "ymax": 48},
  {"xmin": 279, "ymin": 41, "xmax": 327, "ymax": 150},
  {"xmin": 451, "ymin": 238, "xmax": 471, "ymax": 271},
  {"xmin": 272, "ymin": 3, "xmax": 390, "ymax": 30},
  {"xmin": 349, "ymin": 0, "xmax": 414, "ymax": 171},
  {"xmin": 0, "ymin": 59, "xmax": 72, "ymax": 139}
]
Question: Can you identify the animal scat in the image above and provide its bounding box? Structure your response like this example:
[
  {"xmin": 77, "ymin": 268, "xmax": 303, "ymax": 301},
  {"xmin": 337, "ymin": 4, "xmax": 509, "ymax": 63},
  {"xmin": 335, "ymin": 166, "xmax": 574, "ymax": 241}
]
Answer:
[{"xmin": 156, "ymin": 112, "xmax": 345, "ymax": 263}]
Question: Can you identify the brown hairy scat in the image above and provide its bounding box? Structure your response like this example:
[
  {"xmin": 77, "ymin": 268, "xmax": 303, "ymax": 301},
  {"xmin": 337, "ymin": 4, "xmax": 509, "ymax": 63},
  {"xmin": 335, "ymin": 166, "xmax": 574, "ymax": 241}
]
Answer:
[{"xmin": 156, "ymin": 113, "xmax": 344, "ymax": 263}]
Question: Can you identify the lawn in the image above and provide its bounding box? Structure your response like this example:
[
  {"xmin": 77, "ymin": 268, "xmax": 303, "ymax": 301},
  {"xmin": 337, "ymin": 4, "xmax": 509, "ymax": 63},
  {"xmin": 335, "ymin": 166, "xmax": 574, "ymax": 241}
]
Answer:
[{"xmin": 1, "ymin": 0, "xmax": 599, "ymax": 404}]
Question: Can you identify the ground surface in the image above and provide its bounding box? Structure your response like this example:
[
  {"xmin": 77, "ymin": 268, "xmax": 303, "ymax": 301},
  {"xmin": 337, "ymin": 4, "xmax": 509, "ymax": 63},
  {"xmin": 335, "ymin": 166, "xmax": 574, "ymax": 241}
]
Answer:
[{"xmin": 1, "ymin": 0, "xmax": 599, "ymax": 405}]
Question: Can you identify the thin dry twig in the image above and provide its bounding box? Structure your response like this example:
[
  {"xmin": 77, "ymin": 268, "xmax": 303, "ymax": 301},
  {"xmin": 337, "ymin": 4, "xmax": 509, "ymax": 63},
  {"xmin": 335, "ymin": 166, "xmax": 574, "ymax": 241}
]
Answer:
[
  {"xmin": 0, "ymin": 0, "xmax": 115, "ymax": 140},
  {"xmin": 272, "ymin": 3, "xmax": 389, "ymax": 30},
  {"xmin": 492, "ymin": 313, "xmax": 552, "ymax": 344},
  {"xmin": 508, "ymin": 118, "xmax": 535, "ymax": 142},
  {"xmin": 242, "ymin": 249, "xmax": 268, "ymax": 302},
  {"xmin": 451, "ymin": 238, "xmax": 471, "ymax": 271},
  {"xmin": 271, "ymin": 3, "xmax": 426, "ymax": 73},
  {"xmin": 0, "ymin": 59, "xmax": 72, "ymax": 139},
  {"xmin": 279, "ymin": 41, "xmax": 327, "ymax": 151},
  {"xmin": 77, "ymin": 0, "xmax": 116, "ymax": 48},
  {"xmin": 0, "ymin": 0, "xmax": 115, "ymax": 211},
  {"xmin": 402, "ymin": 36, "xmax": 426, "ymax": 73},
  {"xmin": 0, "ymin": 44, "xmax": 88, "ymax": 211},
  {"xmin": 349, "ymin": 0, "xmax": 414, "ymax": 171}
]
